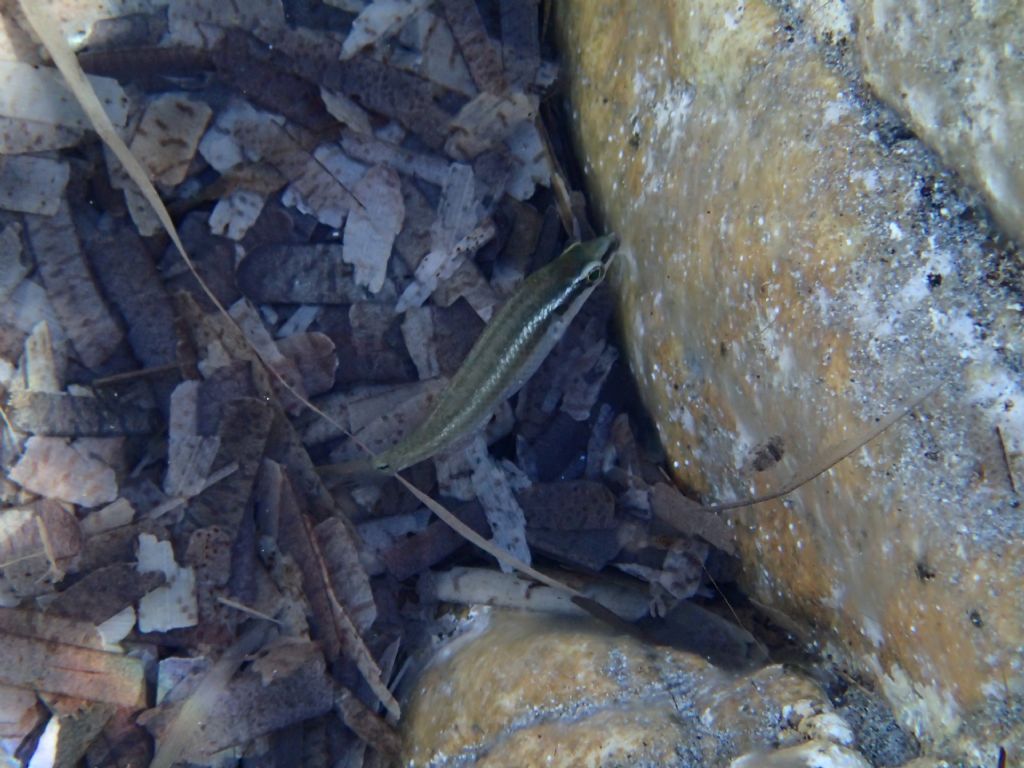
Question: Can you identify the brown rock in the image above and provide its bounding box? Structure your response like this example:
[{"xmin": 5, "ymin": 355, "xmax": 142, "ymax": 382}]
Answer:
[
  {"xmin": 401, "ymin": 609, "xmax": 865, "ymax": 766},
  {"xmin": 799, "ymin": 0, "xmax": 1024, "ymax": 244},
  {"xmin": 556, "ymin": 0, "xmax": 1022, "ymax": 760}
]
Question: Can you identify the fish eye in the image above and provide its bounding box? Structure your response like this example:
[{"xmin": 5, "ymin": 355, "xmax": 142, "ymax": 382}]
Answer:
[{"xmin": 585, "ymin": 265, "xmax": 604, "ymax": 283}]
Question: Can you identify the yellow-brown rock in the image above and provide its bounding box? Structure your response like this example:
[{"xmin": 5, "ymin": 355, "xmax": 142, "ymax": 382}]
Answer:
[
  {"xmin": 795, "ymin": 0, "xmax": 1024, "ymax": 245},
  {"xmin": 400, "ymin": 609, "xmax": 863, "ymax": 766},
  {"xmin": 556, "ymin": 1, "xmax": 1022, "ymax": 763}
]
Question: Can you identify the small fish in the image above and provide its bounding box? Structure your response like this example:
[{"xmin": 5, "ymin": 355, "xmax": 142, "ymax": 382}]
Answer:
[{"xmin": 320, "ymin": 234, "xmax": 617, "ymax": 477}]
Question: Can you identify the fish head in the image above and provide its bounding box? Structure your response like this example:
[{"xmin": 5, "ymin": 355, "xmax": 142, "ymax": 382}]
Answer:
[{"xmin": 556, "ymin": 233, "xmax": 618, "ymax": 292}]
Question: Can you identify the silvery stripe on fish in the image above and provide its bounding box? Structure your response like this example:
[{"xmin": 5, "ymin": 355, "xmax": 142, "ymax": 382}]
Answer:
[{"xmin": 320, "ymin": 234, "xmax": 617, "ymax": 477}]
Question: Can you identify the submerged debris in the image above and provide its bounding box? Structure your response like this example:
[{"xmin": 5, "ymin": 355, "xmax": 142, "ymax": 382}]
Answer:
[{"xmin": 0, "ymin": 1, "xmax": 752, "ymax": 765}]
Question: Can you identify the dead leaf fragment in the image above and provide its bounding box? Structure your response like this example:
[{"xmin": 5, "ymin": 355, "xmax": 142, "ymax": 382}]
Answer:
[
  {"xmin": 272, "ymin": 465, "xmax": 396, "ymax": 717},
  {"xmin": 329, "ymin": 379, "xmax": 446, "ymax": 462},
  {"xmin": 212, "ymin": 29, "xmax": 333, "ymax": 133},
  {"xmin": 340, "ymin": 127, "xmax": 450, "ymax": 186},
  {"xmin": 336, "ymin": 686, "xmax": 401, "ymax": 762},
  {"xmin": 465, "ymin": 437, "xmax": 531, "ymax": 569},
  {"xmin": 323, "ymin": 55, "xmax": 451, "ymax": 149},
  {"xmin": 276, "ymin": 332, "xmax": 338, "ymax": 397},
  {"xmin": 23, "ymin": 201, "xmax": 124, "ymax": 369},
  {"xmin": 0, "ymin": 154, "xmax": 69, "ymax": 215},
  {"xmin": 650, "ymin": 483, "xmax": 737, "ymax": 555},
  {"xmin": 31, "ymin": 694, "xmax": 115, "ymax": 768},
  {"xmin": 343, "ymin": 165, "xmax": 405, "ymax": 294},
  {"xmin": 8, "ymin": 391, "xmax": 155, "ymax": 437},
  {"xmin": 79, "ymin": 223, "xmax": 179, "ymax": 382},
  {"xmin": 200, "ymin": 100, "xmax": 357, "ymax": 228},
  {"xmin": 167, "ymin": 0, "xmax": 286, "ymax": 48},
  {"xmin": 380, "ymin": 501, "xmax": 487, "ymax": 580},
  {"xmin": 23, "ymin": 319, "xmax": 65, "ymax": 392},
  {"xmin": 237, "ymin": 243, "xmax": 365, "ymax": 304},
  {"xmin": 0, "ymin": 223, "xmax": 30, "ymax": 302},
  {"xmin": 393, "ymin": 9, "xmax": 476, "ymax": 95},
  {"xmin": 439, "ymin": 0, "xmax": 505, "ymax": 94},
  {"xmin": 0, "ymin": 499, "xmax": 82, "ymax": 587},
  {"xmin": 136, "ymin": 533, "xmax": 198, "ymax": 633},
  {"xmin": 145, "ymin": 635, "xmax": 333, "ymax": 765},
  {"xmin": 499, "ymin": 0, "xmax": 541, "ymax": 89},
  {"xmin": 209, "ymin": 189, "xmax": 265, "ymax": 240},
  {"xmin": 10, "ymin": 436, "xmax": 117, "ymax": 507},
  {"xmin": 445, "ymin": 91, "xmax": 536, "ymax": 160},
  {"xmin": 0, "ymin": 683, "xmax": 41, "ymax": 739},
  {"xmin": 0, "ymin": 60, "xmax": 128, "ymax": 132},
  {"xmin": 0, "ymin": 608, "xmax": 145, "ymax": 707},
  {"xmin": 341, "ymin": 0, "xmax": 431, "ymax": 60},
  {"xmin": 165, "ymin": 380, "xmax": 221, "ymax": 498},
  {"xmin": 47, "ymin": 563, "xmax": 162, "ymax": 625},
  {"xmin": 126, "ymin": 92, "xmax": 212, "ymax": 186},
  {"xmin": 314, "ymin": 517, "xmax": 377, "ymax": 633},
  {"xmin": 400, "ymin": 306, "xmax": 441, "ymax": 380}
]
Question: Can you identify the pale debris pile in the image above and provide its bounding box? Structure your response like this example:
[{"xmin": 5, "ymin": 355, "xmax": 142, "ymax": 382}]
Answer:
[{"xmin": 0, "ymin": 0, "xmax": 746, "ymax": 765}]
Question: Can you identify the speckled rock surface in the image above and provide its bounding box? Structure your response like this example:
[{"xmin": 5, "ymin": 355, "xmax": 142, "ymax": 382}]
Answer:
[
  {"xmin": 401, "ymin": 609, "xmax": 866, "ymax": 766},
  {"xmin": 557, "ymin": 1, "xmax": 1022, "ymax": 763},
  {"xmin": 791, "ymin": 0, "xmax": 1024, "ymax": 246}
]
